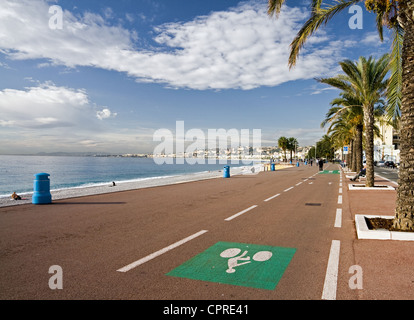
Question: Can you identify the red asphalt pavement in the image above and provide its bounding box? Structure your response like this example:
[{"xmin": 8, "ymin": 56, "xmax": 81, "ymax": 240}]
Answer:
[{"xmin": 0, "ymin": 163, "xmax": 413, "ymax": 301}]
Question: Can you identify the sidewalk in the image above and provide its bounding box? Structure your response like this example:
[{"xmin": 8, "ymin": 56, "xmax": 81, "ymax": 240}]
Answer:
[{"xmin": 342, "ymin": 169, "xmax": 414, "ymax": 300}]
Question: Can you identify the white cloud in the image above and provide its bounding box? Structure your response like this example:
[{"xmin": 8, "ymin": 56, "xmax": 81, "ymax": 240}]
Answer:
[
  {"xmin": 0, "ymin": 83, "xmax": 154, "ymax": 154},
  {"xmin": 96, "ymin": 108, "xmax": 117, "ymax": 120},
  {"xmin": 361, "ymin": 31, "xmax": 388, "ymax": 46},
  {"xmin": 0, "ymin": 0, "xmax": 350, "ymax": 90},
  {"xmin": 0, "ymin": 83, "xmax": 101, "ymax": 129}
]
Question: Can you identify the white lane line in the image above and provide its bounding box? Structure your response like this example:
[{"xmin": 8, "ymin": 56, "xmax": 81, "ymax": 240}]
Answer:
[
  {"xmin": 338, "ymin": 195, "xmax": 342, "ymax": 204},
  {"xmin": 322, "ymin": 240, "xmax": 341, "ymax": 300},
  {"xmin": 117, "ymin": 230, "xmax": 208, "ymax": 272},
  {"xmin": 296, "ymin": 182, "xmax": 302, "ymax": 186},
  {"xmin": 339, "ymin": 188, "xmax": 342, "ymax": 194},
  {"xmin": 339, "ymin": 183, "xmax": 342, "ymax": 187},
  {"xmin": 225, "ymin": 205, "xmax": 258, "ymax": 221},
  {"xmin": 264, "ymin": 194, "xmax": 281, "ymax": 202},
  {"xmin": 284, "ymin": 187, "xmax": 294, "ymax": 192},
  {"xmin": 375, "ymin": 174, "xmax": 398, "ymax": 186},
  {"xmin": 334, "ymin": 208, "xmax": 342, "ymax": 228}
]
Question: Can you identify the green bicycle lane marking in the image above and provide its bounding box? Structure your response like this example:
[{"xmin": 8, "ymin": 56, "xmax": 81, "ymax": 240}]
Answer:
[
  {"xmin": 319, "ymin": 170, "xmax": 340, "ymax": 174},
  {"xmin": 166, "ymin": 241, "xmax": 296, "ymax": 290}
]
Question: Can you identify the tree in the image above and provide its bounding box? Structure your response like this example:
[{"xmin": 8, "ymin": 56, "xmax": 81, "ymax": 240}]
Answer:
[
  {"xmin": 278, "ymin": 136, "xmax": 289, "ymax": 161},
  {"xmin": 322, "ymin": 91, "xmax": 385, "ymax": 172},
  {"xmin": 321, "ymin": 95, "xmax": 363, "ymax": 172},
  {"xmin": 268, "ymin": 0, "xmax": 414, "ymax": 231},
  {"xmin": 318, "ymin": 55, "xmax": 390, "ymax": 186},
  {"xmin": 307, "ymin": 135, "xmax": 334, "ymax": 160},
  {"xmin": 287, "ymin": 137, "xmax": 298, "ymax": 161}
]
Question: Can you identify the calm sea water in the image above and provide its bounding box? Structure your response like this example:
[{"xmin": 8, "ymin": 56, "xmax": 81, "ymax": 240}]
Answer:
[{"xmin": 0, "ymin": 155, "xmax": 250, "ymax": 198}]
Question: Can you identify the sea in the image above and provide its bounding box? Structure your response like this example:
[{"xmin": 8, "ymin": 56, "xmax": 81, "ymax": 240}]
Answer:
[{"xmin": 0, "ymin": 155, "xmax": 257, "ymax": 198}]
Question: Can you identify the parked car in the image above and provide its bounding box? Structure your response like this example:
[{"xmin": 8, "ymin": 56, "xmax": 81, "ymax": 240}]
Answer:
[
  {"xmin": 385, "ymin": 161, "xmax": 396, "ymax": 169},
  {"xmin": 376, "ymin": 160, "xmax": 385, "ymax": 167}
]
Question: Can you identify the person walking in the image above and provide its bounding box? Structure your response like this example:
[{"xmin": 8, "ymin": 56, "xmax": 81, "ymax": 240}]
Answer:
[{"xmin": 318, "ymin": 158, "xmax": 324, "ymax": 171}]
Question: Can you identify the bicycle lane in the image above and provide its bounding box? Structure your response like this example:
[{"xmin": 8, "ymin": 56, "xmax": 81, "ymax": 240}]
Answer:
[{"xmin": 119, "ymin": 163, "xmax": 360, "ymax": 300}]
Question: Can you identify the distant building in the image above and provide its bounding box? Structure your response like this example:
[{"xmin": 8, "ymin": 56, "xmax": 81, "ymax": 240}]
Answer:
[{"xmin": 373, "ymin": 120, "xmax": 400, "ymax": 163}]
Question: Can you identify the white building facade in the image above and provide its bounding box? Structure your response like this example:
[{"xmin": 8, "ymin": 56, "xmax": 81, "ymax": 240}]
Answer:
[{"xmin": 373, "ymin": 120, "xmax": 400, "ymax": 163}]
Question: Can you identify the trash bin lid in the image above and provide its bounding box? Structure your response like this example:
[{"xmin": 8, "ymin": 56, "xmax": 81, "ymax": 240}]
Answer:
[{"xmin": 34, "ymin": 173, "xmax": 50, "ymax": 179}]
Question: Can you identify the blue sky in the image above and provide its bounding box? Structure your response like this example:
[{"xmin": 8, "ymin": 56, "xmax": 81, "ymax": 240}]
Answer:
[{"xmin": 0, "ymin": 0, "xmax": 391, "ymax": 154}]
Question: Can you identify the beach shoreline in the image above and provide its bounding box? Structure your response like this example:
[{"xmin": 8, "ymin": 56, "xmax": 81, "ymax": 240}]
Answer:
[{"xmin": 1, "ymin": 163, "xmax": 293, "ymax": 208}]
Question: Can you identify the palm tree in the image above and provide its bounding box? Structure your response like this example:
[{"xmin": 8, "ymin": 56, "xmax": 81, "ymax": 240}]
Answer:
[
  {"xmin": 318, "ymin": 55, "xmax": 389, "ymax": 187},
  {"xmin": 328, "ymin": 118, "xmax": 353, "ymax": 164},
  {"xmin": 322, "ymin": 91, "xmax": 385, "ymax": 173},
  {"xmin": 268, "ymin": 0, "xmax": 414, "ymax": 231},
  {"xmin": 278, "ymin": 136, "xmax": 289, "ymax": 161},
  {"xmin": 321, "ymin": 94, "xmax": 364, "ymax": 173},
  {"xmin": 287, "ymin": 137, "xmax": 298, "ymax": 162}
]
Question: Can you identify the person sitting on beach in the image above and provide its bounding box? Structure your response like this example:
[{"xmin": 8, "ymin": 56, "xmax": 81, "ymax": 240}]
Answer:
[
  {"xmin": 350, "ymin": 165, "xmax": 366, "ymax": 181},
  {"xmin": 11, "ymin": 192, "xmax": 21, "ymax": 200}
]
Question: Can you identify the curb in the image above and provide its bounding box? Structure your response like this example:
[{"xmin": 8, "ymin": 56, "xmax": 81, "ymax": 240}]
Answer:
[
  {"xmin": 349, "ymin": 184, "xmax": 395, "ymax": 191},
  {"xmin": 355, "ymin": 215, "xmax": 414, "ymax": 241}
]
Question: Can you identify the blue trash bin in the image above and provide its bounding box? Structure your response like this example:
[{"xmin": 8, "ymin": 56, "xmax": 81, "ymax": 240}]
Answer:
[
  {"xmin": 223, "ymin": 166, "xmax": 230, "ymax": 178},
  {"xmin": 32, "ymin": 173, "xmax": 52, "ymax": 204},
  {"xmin": 296, "ymin": 162, "xmax": 299, "ymax": 167},
  {"xmin": 271, "ymin": 163, "xmax": 275, "ymax": 171}
]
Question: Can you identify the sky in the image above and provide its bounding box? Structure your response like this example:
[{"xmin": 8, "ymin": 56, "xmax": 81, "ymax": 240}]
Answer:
[{"xmin": 0, "ymin": 0, "xmax": 392, "ymax": 154}]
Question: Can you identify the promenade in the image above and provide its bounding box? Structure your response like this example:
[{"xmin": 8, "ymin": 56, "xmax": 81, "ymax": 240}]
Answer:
[{"xmin": 0, "ymin": 163, "xmax": 412, "ymax": 301}]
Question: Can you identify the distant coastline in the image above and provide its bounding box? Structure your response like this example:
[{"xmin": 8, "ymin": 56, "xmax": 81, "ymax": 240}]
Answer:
[
  {"xmin": 0, "ymin": 152, "xmax": 148, "ymax": 157},
  {"xmin": 0, "ymin": 145, "xmax": 312, "ymax": 160}
]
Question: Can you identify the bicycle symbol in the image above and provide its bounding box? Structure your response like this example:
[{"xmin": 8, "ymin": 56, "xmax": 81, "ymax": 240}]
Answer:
[{"xmin": 220, "ymin": 248, "xmax": 272, "ymax": 274}]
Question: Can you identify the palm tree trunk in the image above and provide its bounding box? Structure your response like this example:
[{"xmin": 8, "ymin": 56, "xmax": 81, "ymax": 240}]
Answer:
[
  {"xmin": 346, "ymin": 141, "xmax": 351, "ymax": 168},
  {"xmin": 393, "ymin": 2, "xmax": 414, "ymax": 231},
  {"xmin": 364, "ymin": 104, "xmax": 375, "ymax": 187},
  {"xmin": 355, "ymin": 124, "xmax": 363, "ymax": 173},
  {"xmin": 351, "ymin": 139, "xmax": 356, "ymax": 172}
]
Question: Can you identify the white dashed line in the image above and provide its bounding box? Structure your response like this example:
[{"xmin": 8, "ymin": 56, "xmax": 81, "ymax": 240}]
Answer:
[
  {"xmin": 334, "ymin": 209, "xmax": 342, "ymax": 228},
  {"xmin": 225, "ymin": 205, "xmax": 258, "ymax": 221},
  {"xmin": 117, "ymin": 230, "xmax": 208, "ymax": 272},
  {"xmin": 338, "ymin": 195, "xmax": 342, "ymax": 204},
  {"xmin": 264, "ymin": 194, "xmax": 281, "ymax": 202},
  {"xmin": 322, "ymin": 240, "xmax": 341, "ymax": 300},
  {"xmin": 284, "ymin": 187, "xmax": 294, "ymax": 192}
]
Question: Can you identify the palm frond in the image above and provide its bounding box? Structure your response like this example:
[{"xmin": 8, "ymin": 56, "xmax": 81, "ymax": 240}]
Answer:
[
  {"xmin": 386, "ymin": 23, "xmax": 403, "ymax": 129},
  {"xmin": 267, "ymin": 0, "xmax": 286, "ymax": 17},
  {"xmin": 288, "ymin": 0, "xmax": 361, "ymax": 68},
  {"xmin": 316, "ymin": 76, "xmax": 352, "ymax": 93}
]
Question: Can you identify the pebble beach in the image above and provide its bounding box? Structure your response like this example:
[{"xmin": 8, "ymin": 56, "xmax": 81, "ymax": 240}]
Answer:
[{"xmin": 1, "ymin": 163, "xmax": 291, "ymax": 208}]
